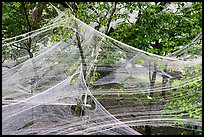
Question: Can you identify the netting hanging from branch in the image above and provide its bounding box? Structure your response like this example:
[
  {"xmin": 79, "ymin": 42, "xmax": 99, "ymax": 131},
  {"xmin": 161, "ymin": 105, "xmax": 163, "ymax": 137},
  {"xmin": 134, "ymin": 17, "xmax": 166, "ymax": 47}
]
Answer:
[{"xmin": 2, "ymin": 5, "xmax": 202, "ymax": 135}]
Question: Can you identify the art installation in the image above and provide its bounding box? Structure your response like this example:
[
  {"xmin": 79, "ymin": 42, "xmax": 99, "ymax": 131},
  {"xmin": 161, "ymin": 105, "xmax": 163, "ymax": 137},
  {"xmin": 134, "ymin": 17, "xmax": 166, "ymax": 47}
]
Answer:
[{"xmin": 2, "ymin": 5, "xmax": 202, "ymax": 135}]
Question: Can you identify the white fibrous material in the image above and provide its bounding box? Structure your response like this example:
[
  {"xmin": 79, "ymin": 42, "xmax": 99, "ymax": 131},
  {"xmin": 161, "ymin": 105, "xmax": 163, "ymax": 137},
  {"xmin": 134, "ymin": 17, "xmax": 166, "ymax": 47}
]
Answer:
[{"xmin": 2, "ymin": 6, "xmax": 202, "ymax": 135}]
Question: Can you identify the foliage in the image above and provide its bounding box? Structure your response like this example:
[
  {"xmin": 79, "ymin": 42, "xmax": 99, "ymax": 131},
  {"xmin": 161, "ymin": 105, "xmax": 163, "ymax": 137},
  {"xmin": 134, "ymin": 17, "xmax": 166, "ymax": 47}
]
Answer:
[
  {"xmin": 98, "ymin": 49, "xmax": 124, "ymax": 65},
  {"xmin": 2, "ymin": 2, "xmax": 34, "ymax": 38},
  {"xmin": 67, "ymin": 2, "xmax": 133, "ymax": 35},
  {"xmin": 2, "ymin": 2, "xmax": 60, "ymax": 61},
  {"xmin": 109, "ymin": 2, "xmax": 202, "ymax": 55},
  {"xmin": 2, "ymin": 2, "xmax": 202, "ymax": 60},
  {"xmin": 162, "ymin": 64, "xmax": 202, "ymax": 135},
  {"xmin": 50, "ymin": 26, "xmax": 75, "ymax": 42}
]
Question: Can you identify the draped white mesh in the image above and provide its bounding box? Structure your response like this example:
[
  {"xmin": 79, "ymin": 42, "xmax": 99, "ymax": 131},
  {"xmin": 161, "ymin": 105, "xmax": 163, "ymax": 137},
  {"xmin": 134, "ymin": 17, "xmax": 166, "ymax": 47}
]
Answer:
[{"xmin": 2, "ymin": 7, "xmax": 202, "ymax": 135}]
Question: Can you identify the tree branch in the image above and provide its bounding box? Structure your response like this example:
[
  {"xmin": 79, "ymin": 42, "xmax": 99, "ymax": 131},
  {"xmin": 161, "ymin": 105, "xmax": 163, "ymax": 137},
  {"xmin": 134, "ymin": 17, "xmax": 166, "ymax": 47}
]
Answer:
[
  {"xmin": 105, "ymin": 2, "xmax": 118, "ymax": 35},
  {"xmin": 10, "ymin": 44, "xmax": 28, "ymax": 50},
  {"xmin": 22, "ymin": 2, "xmax": 32, "ymax": 32},
  {"xmin": 22, "ymin": 2, "xmax": 33, "ymax": 58},
  {"xmin": 68, "ymin": 3, "xmax": 87, "ymax": 78}
]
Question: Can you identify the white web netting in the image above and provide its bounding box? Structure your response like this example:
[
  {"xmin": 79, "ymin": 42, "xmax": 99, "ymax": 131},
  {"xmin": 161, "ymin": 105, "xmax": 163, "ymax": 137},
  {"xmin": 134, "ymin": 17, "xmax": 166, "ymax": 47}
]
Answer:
[{"xmin": 2, "ymin": 6, "xmax": 202, "ymax": 135}]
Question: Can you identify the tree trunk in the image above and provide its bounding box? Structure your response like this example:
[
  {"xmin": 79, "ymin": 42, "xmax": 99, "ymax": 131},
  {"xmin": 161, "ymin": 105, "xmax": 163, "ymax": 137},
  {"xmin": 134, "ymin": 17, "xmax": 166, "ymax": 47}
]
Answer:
[
  {"xmin": 161, "ymin": 67, "xmax": 168, "ymax": 98},
  {"xmin": 145, "ymin": 62, "xmax": 157, "ymax": 135},
  {"xmin": 28, "ymin": 50, "xmax": 33, "ymax": 58},
  {"xmin": 74, "ymin": 20, "xmax": 87, "ymax": 79},
  {"xmin": 69, "ymin": 2, "xmax": 87, "ymax": 79},
  {"xmin": 145, "ymin": 125, "xmax": 152, "ymax": 135},
  {"xmin": 149, "ymin": 63, "xmax": 157, "ymax": 97}
]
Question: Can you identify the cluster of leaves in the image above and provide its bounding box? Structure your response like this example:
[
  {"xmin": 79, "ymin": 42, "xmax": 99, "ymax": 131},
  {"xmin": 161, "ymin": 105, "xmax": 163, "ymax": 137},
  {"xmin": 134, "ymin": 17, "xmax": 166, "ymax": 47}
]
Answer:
[
  {"xmin": 50, "ymin": 26, "xmax": 75, "ymax": 42},
  {"xmin": 2, "ymin": 2, "xmax": 57, "ymax": 39},
  {"xmin": 99, "ymin": 50, "xmax": 124, "ymax": 65},
  {"xmin": 2, "ymin": 2, "xmax": 62, "ymax": 61},
  {"xmin": 109, "ymin": 2, "xmax": 202, "ymax": 55},
  {"xmin": 2, "ymin": 2, "xmax": 202, "ymax": 59},
  {"xmin": 2, "ymin": 2, "xmax": 34, "ymax": 38}
]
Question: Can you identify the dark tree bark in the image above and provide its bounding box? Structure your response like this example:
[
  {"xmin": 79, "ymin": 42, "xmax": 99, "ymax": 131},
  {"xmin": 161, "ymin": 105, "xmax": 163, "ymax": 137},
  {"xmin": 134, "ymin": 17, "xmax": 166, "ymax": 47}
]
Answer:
[
  {"xmin": 161, "ymin": 65, "xmax": 168, "ymax": 98},
  {"xmin": 68, "ymin": 2, "xmax": 87, "ymax": 79},
  {"xmin": 22, "ymin": 2, "xmax": 33, "ymax": 58},
  {"xmin": 75, "ymin": 22, "xmax": 87, "ymax": 78},
  {"xmin": 105, "ymin": 2, "xmax": 118, "ymax": 35},
  {"xmin": 149, "ymin": 63, "xmax": 157, "ymax": 97},
  {"xmin": 31, "ymin": 2, "xmax": 46, "ymax": 22},
  {"xmin": 145, "ymin": 125, "xmax": 152, "ymax": 135}
]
